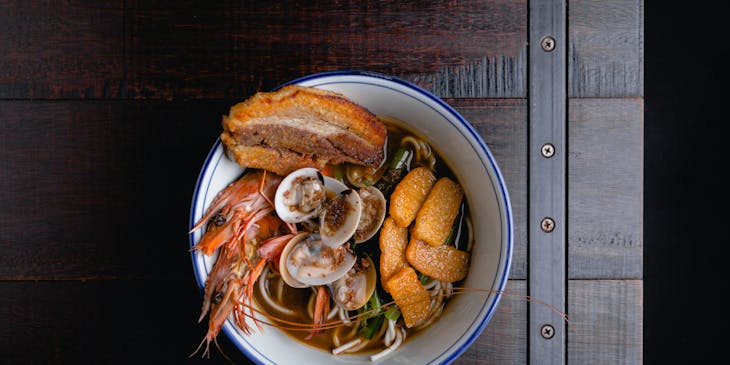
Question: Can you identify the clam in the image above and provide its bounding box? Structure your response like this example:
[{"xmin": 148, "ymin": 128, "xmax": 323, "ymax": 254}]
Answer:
[
  {"xmin": 279, "ymin": 232, "xmax": 310, "ymax": 288},
  {"xmin": 274, "ymin": 167, "xmax": 326, "ymax": 223},
  {"xmin": 353, "ymin": 186, "xmax": 386, "ymax": 243},
  {"xmin": 281, "ymin": 233, "xmax": 357, "ymax": 287},
  {"xmin": 319, "ymin": 178, "xmax": 362, "ymax": 247},
  {"xmin": 330, "ymin": 255, "xmax": 377, "ymax": 311}
]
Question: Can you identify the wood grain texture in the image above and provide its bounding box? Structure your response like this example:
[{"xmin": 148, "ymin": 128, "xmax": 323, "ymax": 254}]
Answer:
[
  {"xmin": 0, "ymin": 1, "xmax": 526, "ymax": 99},
  {"xmin": 449, "ymin": 99, "xmax": 527, "ymax": 279},
  {"xmin": 0, "ymin": 100, "xmax": 226, "ymax": 279},
  {"xmin": 0, "ymin": 1, "xmax": 125, "ymax": 99},
  {"xmin": 456, "ymin": 280, "xmax": 527, "ymax": 364},
  {"xmin": 568, "ymin": 98, "xmax": 643, "ymax": 279},
  {"xmin": 124, "ymin": 0, "xmax": 526, "ymax": 99},
  {"xmin": 568, "ymin": 280, "xmax": 642, "ymax": 364},
  {"xmin": 568, "ymin": 0, "xmax": 644, "ymax": 97}
]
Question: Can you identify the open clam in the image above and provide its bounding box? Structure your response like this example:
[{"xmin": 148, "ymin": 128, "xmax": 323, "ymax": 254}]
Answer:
[
  {"xmin": 319, "ymin": 177, "xmax": 362, "ymax": 247},
  {"xmin": 274, "ymin": 167, "xmax": 326, "ymax": 223},
  {"xmin": 330, "ymin": 255, "xmax": 377, "ymax": 311},
  {"xmin": 353, "ymin": 186, "xmax": 386, "ymax": 243},
  {"xmin": 278, "ymin": 232, "xmax": 310, "ymax": 288},
  {"xmin": 280, "ymin": 233, "xmax": 357, "ymax": 287}
]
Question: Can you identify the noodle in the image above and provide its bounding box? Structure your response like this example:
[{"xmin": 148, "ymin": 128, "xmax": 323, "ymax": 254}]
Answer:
[
  {"xmin": 401, "ymin": 135, "xmax": 436, "ymax": 170},
  {"xmin": 332, "ymin": 338, "xmax": 362, "ymax": 355},
  {"xmin": 335, "ymin": 315, "xmax": 388, "ymax": 355},
  {"xmin": 338, "ymin": 307, "xmax": 352, "ymax": 325},
  {"xmin": 275, "ymin": 273, "xmax": 285, "ymax": 303},
  {"xmin": 370, "ymin": 324, "xmax": 406, "ymax": 362},
  {"xmin": 256, "ymin": 266, "xmax": 296, "ymax": 316}
]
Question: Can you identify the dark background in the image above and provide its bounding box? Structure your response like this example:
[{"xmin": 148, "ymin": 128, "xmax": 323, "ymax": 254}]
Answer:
[{"xmin": 644, "ymin": 3, "xmax": 723, "ymax": 362}]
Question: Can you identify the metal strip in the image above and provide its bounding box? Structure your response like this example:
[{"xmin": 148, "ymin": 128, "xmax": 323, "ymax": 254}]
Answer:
[{"xmin": 529, "ymin": 0, "xmax": 566, "ymax": 364}]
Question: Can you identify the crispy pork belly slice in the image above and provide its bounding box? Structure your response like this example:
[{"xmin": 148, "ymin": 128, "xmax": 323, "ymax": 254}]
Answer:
[
  {"xmin": 222, "ymin": 141, "xmax": 327, "ymax": 176},
  {"xmin": 221, "ymin": 85, "xmax": 386, "ymax": 175}
]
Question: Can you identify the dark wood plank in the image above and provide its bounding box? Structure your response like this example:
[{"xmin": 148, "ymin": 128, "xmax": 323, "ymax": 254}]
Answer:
[
  {"xmin": 568, "ymin": 0, "xmax": 644, "ymax": 97},
  {"xmin": 0, "ymin": 1, "xmax": 124, "ymax": 99},
  {"xmin": 0, "ymin": 280, "xmax": 250, "ymax": 364},
  {"xmin": 1, "ymin": 1, "xmax": 526, "ymax": 100},
  {"xmin": 456, "ymin": 280, "xmax": 527, "ymax": 364},
  {"xmin": 568, "ymin": 98, "xmax": 643, "ymax": 279},
  {"xmin": 0, "ymin": 100, "xmax": 227, "ymax": 279},
  {"xmin": 567, "ymin": 280, "xmax": 642, "ymax": 364},
  {"xmin": 123, "ymin": 0, "xmax": 526, "ymax": 99},
  {"xmin": 449, "ymin": 99, "xmax": 527, "ymax": 280}
]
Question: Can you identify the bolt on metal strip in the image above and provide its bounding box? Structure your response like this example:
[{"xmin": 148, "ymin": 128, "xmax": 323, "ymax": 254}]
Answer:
[{"xmin": 529, "ymin": 0, "xmax": 567, "ymax": 364}]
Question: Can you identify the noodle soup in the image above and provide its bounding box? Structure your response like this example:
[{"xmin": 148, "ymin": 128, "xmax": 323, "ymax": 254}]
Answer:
[
  {"xmin": 252, "ymin": 120, "xmax": 472, "ymax": 357},
  {"xmin": 190, "ymin": 73, "xmax": 513, "ymax": 365}
]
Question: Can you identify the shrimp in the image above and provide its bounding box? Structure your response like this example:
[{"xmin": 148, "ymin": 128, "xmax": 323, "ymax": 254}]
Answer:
[
  {"xmin": 306, "ymin": 286, "xmax": 331, "ymax": 340},
  {"xmin": 191, "ymin": 170, "xmax": 282, "ymax": 256},
  {"xmin": 191, "ymin": 170, "xmax": 295, "ymax": 358}
]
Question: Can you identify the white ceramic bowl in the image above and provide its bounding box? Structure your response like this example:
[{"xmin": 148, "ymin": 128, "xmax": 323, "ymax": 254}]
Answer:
[{"xmin": 189, "ymin": 71, "xmax": 513, "ymax": 364}]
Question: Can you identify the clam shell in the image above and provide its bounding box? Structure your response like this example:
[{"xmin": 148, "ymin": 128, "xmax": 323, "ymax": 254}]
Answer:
[
  {"xmin": 353, "ymin": 186, "xmax": 386, "ymax": 243},
  {"xmin": 278, "ymin": 232, "xmax": 310, "ymax": 288},
  {"xmin": 330, "ymin": 255, "xmax": 377, "ymax": 311},
  {"xmin": 284, "ymin": 233, "xmax": 357, "ymax": 286},
  {"xmin": 319, "ymin": 177, "xmax": 362, "ymax": 247},
  {"xmin": 274, "ymin": 167, "xmax": 325, "ymax": 224}
]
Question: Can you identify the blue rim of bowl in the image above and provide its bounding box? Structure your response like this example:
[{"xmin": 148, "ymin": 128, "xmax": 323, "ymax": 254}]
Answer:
[{"xmin": 189, "ymin": 70, "xmax": 513, "ymax": 365}]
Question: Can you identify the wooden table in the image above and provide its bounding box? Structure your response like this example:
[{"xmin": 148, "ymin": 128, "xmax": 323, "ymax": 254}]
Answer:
[{"xmin": 0, "ymin": 1, "xmax": 643, "ymax": 363}]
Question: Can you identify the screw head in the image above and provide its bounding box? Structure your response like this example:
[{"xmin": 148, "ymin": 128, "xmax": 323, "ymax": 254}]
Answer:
[
  {"xmin": 541, "ymin": 36, "xmax": 556, "ymax": 52},
  {"xmin": 540, "ymin": 217, "xmax": 555, "ymax": 233},
  {"xmin": 541, "ymin": 143, "xmax": 555, "ymax": 158},
  {"xmin": 540, "ymin": 324, "xmax": 555, "ymax": 339}
]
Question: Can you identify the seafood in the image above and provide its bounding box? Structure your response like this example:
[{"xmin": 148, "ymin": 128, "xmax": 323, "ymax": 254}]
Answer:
[
  {"xmin": 191, "ymin": 171, "xmax": 294, "ymax": 357},
  {"xmin": 319, "ymin": 187, "xmax": 362, "ymax": 247},
  {"xmin": 353, "ymin": 186, "xmax": 386, "ymax": 243},
  {"xmin": 306, "ymin": 285, "xmax": 331, "ymax": 339},
  {"xmin": 276, "ymin": 231, "xmax": 355, "ymax": 339},
  {"xmin": 275, "ymin": 168, "xmax": 364, "ymax": 247},
  {"xmin": 191, "ymin": 170, "xmax": 282, "ymax": 256},
  {"xmin": 283, "ymin": 233, "xmax": 357, "ymax": 287},
  {"xmin": 274, "ymin": 167, "xmax": 326, "ymax": 223},
  {"xmin": 330, "ymin": 255, "xmax": 377, "ymax": 311}
]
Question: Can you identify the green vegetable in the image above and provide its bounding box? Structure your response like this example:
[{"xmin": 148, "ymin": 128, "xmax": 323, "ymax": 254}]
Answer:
[
  {"xmin": 388, "ymin": 147, "xmax": 411, "ymax": 170},
  {"xmin": 359, "ymin": 291, "xmax": 385, "ymax": 339},
  {"xmin": 443, "ymin": 216, "xmax": 460, "ymax": 246},
  {"xmin": 384, "ymin": 307, "xmax": 401, "ymax": 321},
  {"xmin": 375, "ymin": 147, "xmax": 412, "ymax": 196}
]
